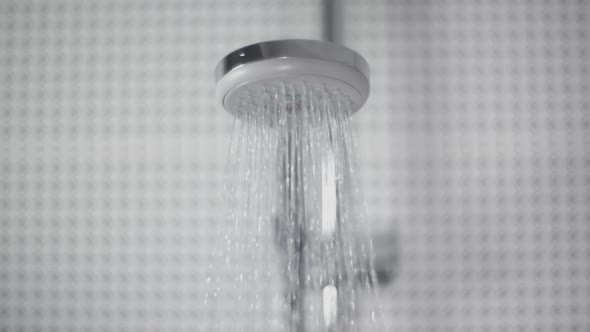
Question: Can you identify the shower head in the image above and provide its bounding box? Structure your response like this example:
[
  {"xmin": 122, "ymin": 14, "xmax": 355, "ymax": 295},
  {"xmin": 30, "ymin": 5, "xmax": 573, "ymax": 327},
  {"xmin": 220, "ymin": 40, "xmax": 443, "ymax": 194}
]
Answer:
[{"xmin": 215, "ymin": 39, "xmax": 370, "ymax": 116}]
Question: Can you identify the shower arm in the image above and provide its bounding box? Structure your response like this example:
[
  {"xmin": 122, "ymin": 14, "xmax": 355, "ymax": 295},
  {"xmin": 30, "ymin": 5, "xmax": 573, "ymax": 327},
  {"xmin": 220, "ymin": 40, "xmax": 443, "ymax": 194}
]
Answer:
[{"xmin": 322, "ymin": 0, "xmax": 342, "ymax": 44}]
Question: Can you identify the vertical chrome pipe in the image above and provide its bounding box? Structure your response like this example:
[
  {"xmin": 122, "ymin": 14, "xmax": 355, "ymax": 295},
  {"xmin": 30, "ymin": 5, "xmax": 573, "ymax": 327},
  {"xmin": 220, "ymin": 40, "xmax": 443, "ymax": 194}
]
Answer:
[{"xmin": 322, "ymin": 0, "xmax": 342, "ymax": 44}]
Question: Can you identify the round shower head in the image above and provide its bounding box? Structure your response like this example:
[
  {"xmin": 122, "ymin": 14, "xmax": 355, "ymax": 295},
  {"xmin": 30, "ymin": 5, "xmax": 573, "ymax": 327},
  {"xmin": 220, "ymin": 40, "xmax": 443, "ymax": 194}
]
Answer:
[{"xmin": 215, "ymin": 39, "xmax": 370, "ymax": 116}]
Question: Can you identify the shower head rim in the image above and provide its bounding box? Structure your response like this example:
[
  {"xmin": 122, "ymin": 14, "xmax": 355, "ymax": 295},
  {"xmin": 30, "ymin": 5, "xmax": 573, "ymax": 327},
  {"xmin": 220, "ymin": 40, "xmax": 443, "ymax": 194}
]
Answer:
[{"xmin": 215, "ymin": 39, "xmax": 370, "ymax": 83}]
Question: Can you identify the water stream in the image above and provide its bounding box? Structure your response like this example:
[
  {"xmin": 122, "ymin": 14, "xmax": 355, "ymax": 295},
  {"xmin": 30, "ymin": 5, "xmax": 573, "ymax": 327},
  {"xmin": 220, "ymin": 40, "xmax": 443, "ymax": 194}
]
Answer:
[{"xmin": 205, "ymin": 81, "xmax": 381, "ymax": 332}]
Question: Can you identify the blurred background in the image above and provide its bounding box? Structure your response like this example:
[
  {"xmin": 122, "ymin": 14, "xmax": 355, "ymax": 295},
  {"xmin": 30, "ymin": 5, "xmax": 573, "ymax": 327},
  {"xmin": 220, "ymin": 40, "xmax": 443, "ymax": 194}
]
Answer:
[{"xmin": 1, "ymin": 0, "xmax": 589, "ymax": 331}]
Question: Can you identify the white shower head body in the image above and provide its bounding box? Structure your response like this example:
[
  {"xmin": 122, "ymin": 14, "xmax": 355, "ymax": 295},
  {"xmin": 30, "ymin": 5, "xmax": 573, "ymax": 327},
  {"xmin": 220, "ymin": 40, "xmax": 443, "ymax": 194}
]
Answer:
[{"xmin": 215, "ymin": 39, "xmax": 370, "ymax": 116}]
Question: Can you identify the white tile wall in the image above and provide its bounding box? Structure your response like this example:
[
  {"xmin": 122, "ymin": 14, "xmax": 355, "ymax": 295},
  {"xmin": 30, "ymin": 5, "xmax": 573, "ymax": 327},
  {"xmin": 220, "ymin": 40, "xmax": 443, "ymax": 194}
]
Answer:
[{"xmin": 1, "ymin": 0, "xmax": 589, "ymax": 331}]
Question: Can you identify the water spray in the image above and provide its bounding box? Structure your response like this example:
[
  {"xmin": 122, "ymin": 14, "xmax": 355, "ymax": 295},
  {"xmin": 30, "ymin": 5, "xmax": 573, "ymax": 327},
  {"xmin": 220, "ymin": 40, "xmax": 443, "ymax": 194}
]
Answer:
[{"xmin": 214, "ymin": 39, "xmax": 378, "ymax": 332}]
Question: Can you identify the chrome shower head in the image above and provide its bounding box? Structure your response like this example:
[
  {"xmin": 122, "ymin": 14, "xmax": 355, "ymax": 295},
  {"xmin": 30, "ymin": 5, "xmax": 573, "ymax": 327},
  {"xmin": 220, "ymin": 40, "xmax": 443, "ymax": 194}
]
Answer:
[{"xmin": 215, "ymin": 39, "xmax": 370, "ymax": 117}]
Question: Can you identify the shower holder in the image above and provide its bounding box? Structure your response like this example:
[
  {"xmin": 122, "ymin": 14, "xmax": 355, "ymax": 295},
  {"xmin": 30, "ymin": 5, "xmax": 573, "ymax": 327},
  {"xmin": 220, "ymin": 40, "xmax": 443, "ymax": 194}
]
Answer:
[{"xmin": 215, "ymin": 39, "xmax": 370, "ymax": 116}]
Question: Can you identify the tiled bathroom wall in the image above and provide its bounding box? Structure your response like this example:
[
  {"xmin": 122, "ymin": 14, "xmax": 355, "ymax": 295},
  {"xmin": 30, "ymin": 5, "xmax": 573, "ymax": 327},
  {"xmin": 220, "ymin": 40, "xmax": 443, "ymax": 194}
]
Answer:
[
  {"xmin": 1, "ymin": 0, "xmax": 589, "ymax": 331},
  {"xmin": 345, "ymin": 1, "xmax": 589, "ymax": 330}
]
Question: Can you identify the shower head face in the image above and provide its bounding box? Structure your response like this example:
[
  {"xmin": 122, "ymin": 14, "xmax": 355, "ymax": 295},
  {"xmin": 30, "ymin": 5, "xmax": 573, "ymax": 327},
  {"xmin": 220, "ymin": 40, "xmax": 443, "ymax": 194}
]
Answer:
[{"xmin": 215, "ymin": 40, "xmax": 370, "ymax": 117}]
